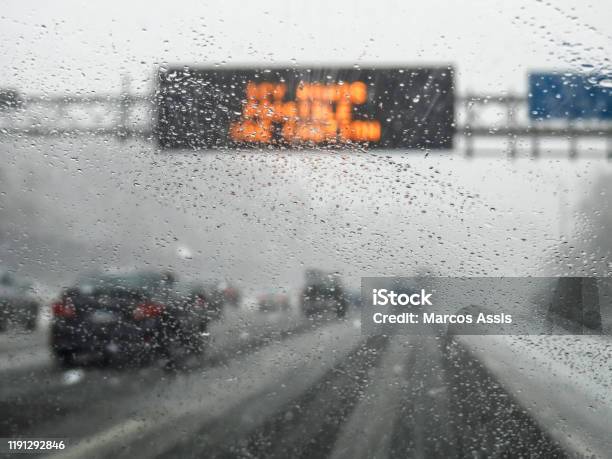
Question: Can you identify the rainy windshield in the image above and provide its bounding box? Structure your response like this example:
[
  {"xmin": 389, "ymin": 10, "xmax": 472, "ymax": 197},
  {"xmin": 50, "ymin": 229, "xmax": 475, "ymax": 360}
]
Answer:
[{"xmin": 0, "ymin": 1, "xmax": 611, "ymax": 458}]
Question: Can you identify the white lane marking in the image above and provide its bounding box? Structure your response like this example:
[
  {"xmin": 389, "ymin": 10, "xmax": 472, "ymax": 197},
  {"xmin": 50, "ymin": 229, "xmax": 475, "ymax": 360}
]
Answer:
[
  {"xmin": 47, "ymin": 418, "xmax": 147, "ymax": 459},
  {"xmin": 330, "ymin": 336, "xmax": 413, "ymax": 459}
]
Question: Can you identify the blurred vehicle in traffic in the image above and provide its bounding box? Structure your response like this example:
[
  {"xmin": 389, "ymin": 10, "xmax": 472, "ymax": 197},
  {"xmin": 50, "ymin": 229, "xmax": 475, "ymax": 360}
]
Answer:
[
  {"xmin": 50, "ymin": 271, "xmax": 209, "ymax": 368},
  {"xmin": 546, "ymin": 277, "xmax": 605, "ymax": 333},
  {"xmin": 257, "ymin": 292, "xmax": 291, "ymax": 313},
  {"xmin": 180, "ymin": 282, "xmax": 224, "ymax": 325},
  {"xmin": 0, "ymin": 270, "xmax": 39, "ymax": 332},
  {"xmin": 218, "ymin": 281, "xmax": 241, "ymax": 308},
  {"xmin": 0, "ymin": 88, "xmax": 23, "ymax": 110},
  {"xmin": 344, "ymin": 289, "xmax": 362, "ymax": 309},
  {"xmin": 300, "ymin": 269, "xmax": 347, "ymax": 318}
]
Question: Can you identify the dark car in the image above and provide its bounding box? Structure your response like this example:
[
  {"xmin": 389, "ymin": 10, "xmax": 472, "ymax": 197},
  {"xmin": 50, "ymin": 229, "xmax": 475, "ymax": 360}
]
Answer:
[
  {"xmin": 50, "ymin": 271, "xmax": 209, "ymax": 368},
  {"xmin": 258, "ymin": 292, "xmax": 291, "ymax": 313},
  {"xmin": 218, "ymin": 281, "xmax": 241, "ymax": 308},
  {"xmin": 180, "ymin": 283, "xmax": 224, "ymax": 325},
  {"xmin": 0, "ymin": 88, "xmax": 24, "ymax": 110},
  {"xmin": 300, "ymin": 269, "xmax": 347, "ymax": 318},
  {"xmin": 0, "ymin": 270, "xmax": 39, "ymax": 332}
]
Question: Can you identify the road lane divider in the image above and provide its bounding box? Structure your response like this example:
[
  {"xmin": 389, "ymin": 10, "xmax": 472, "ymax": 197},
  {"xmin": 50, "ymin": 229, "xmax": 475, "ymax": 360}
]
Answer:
[
  {"xmin": 47, "ymin": 319, "xmax": 363, "ymax": 459},
  {"xmin": 171, "ymin": 334, "xmax": 389, "ymax": 458},
  {"xmin": 330, "ymin": 336, "xmax": 413, "ymax": 459}
]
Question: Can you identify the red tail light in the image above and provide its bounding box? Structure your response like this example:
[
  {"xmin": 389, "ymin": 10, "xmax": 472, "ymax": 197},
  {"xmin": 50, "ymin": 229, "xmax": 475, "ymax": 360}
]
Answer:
[
  {"xmin": 52, "ymin": 301, "xmax": 76, "ymax": 318},
  {"xmin": 133, "ymin": 302, "xmax": 164, "ymax": 320},
  {"xmin": 194, "ymin": 295, "xmax": 208, "ymax": 309}
]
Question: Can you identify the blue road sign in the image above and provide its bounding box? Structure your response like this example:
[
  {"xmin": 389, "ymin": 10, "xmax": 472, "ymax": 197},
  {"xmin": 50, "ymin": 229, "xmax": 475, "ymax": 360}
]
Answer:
[{"xmin": 528, "ymin": 73, "xmax": 612, "ymax": 121}]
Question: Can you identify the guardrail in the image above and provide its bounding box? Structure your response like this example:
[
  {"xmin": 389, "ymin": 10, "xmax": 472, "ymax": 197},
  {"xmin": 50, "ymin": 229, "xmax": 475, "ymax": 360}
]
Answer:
[{"xmin": 461, "ymin": 94, "xmax": 612, "ymax": 158}]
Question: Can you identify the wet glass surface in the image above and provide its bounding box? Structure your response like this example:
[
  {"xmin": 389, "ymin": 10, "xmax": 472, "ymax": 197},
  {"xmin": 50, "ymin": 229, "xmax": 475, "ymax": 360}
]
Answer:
[{"xmin": 0, "ymin": 1, "xmax": 611, "ymax": 458}]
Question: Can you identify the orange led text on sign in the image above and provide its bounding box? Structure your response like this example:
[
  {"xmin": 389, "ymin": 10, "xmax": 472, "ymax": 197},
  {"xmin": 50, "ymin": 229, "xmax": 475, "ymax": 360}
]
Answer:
[{"xmin": 230, "ymin": 81, "xmax": 381, "ymax": 144}]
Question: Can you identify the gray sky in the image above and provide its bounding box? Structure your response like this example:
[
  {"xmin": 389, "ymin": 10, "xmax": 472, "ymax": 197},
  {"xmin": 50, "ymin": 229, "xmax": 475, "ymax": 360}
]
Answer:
[{"xmin": 1, "ymin": 0, "xmax": 611, "ymax": 94}]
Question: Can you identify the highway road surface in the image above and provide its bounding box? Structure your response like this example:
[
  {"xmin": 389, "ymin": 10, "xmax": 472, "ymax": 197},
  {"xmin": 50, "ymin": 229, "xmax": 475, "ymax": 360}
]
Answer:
[{"xmin": 0, "ymin": 308, "xmax": 609, "ymax": 459}]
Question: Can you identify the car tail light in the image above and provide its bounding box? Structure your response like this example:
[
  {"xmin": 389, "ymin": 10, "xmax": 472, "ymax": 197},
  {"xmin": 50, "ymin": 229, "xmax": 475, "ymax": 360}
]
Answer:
[
  {"xmin": 52, "ymin": 300, "xmax": 76, "ymax": 318},
  {"xmin": 194, "ymin": 296, "xmax": 208, "ymax": 308},
  {"xmin": 133, "ymin": 302, "xmax": 164, "ymax": 320}
]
